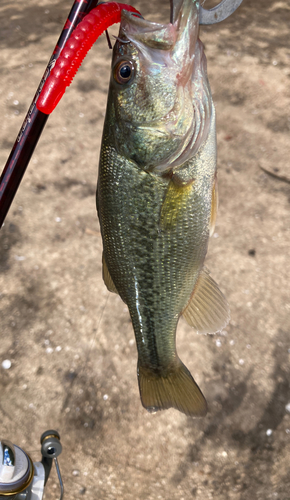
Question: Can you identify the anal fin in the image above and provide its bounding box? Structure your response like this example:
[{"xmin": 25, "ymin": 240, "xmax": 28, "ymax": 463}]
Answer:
[{"xmin": 182, "ymin": 267, "xmax": 230, "ymax": 334}]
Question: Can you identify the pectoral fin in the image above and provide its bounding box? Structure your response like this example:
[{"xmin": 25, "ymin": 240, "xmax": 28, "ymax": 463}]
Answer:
[
  {"xmin": 102, "ymin": 254, "xmax": 119, "ymax": 294},
  {"xmin": 160, "ymin": 178, "xmax": 194, "ymax": 230},
  {"xmin": 182, "ymin": 268, "xmax": 230, "ymax": 334}
]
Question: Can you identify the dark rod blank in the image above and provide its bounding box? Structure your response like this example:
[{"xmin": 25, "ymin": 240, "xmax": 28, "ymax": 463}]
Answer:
[{"xmin": 0, "ymin": 0, "xmax": 100, "ymax": 228}]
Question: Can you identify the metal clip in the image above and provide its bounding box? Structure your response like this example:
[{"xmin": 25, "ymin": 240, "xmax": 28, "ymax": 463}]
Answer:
[{"xmin": 199, "ymin": 0, "xmax": 243, "ymax": 25}]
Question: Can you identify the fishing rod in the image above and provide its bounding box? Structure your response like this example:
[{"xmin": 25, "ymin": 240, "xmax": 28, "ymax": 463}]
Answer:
[
  {"xmin": 0, "ymin": 0, "xmax": 100, "ymax": 229},
  {"xmin": 0, "ymin": 0, "xmax": 243, "ymax": 229},
  {"xmin": 0, "ymin": 0, "xmax": 141, "ymax": 229}
]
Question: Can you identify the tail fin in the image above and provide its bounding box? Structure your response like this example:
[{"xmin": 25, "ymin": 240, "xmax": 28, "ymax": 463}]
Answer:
[{"xmin": 137, "ymin": 359, "xmax": 207, "ymax": 417}]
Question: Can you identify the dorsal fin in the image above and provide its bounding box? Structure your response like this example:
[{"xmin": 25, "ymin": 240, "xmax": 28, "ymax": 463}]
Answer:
[{"xmin": 182, "ymin": 267, "xmax": 230, "ymax": 334}]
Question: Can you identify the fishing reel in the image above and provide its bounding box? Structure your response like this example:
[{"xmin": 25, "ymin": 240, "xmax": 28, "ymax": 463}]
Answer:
[{"xmin": 0, "ymin": 431, "xmax": 63, "ymax": 500}]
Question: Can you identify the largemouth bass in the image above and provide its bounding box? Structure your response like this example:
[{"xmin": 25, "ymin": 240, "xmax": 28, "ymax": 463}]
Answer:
[{"xmin": 97, "ymin": 0, "xmax": 230, "ymax": 417}]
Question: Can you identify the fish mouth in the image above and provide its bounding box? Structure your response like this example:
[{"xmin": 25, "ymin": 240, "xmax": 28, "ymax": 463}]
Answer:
[
  {"xmin": 170, "ymin": 0, "xmax": 188, "ymax": 24},
  {"xmin": 116, "ymin": 0, "xmax": 212, "ymax": 174},
  {"xmin": 120, "ymin": 11, "xmax": 177, "ymax": 51},
  {"xmin": 120, "ymin": 0, "xmax": 199, "ymax": 50}
]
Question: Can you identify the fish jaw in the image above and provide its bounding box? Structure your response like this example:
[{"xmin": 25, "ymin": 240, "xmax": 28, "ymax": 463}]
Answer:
[
  {"xmin": 120, "ymin": 0, "xmax": 198, "ymax": 76},
  {"xmin": 108, "ymin": 0, "xmax": 212, "ymax": 173}
]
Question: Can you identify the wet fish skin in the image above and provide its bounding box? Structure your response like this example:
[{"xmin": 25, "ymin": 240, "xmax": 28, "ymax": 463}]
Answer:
[{"xmin": 97, "ymin": 0, "xmax": 230, "ymax": 416}]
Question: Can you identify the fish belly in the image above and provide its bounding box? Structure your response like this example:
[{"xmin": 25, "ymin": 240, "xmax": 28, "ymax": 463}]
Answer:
[{"xmin": 98, "ymin": 143, "xmax": 210, "ymax": 351}]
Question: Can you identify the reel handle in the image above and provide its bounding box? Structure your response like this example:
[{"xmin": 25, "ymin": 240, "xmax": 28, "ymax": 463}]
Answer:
[{"xmin": 0, "ymin": 431, "xmax": 63, "ymax": 500}]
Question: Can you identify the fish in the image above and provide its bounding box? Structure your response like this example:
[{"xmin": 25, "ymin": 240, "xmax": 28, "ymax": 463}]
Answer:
[{"xmin": 96, "ymin": 0, "xmax": 230, "ymax": 417}]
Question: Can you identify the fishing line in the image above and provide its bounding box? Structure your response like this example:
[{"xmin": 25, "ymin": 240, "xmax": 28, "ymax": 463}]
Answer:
[{"xmin": 86, "ymin": 292, "xmax": 110, "ymax": 359}]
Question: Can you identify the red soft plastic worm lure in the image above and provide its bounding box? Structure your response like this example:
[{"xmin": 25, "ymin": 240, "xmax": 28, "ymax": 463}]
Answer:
[{"xmin": 37, "ymin": 2, "xmax": 140, "ymax": 114}]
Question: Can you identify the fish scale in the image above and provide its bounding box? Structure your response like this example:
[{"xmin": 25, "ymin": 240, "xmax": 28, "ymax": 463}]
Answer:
[{"xmin": 97, "ymin": 0, "xmax": 230, "ymax": 416}]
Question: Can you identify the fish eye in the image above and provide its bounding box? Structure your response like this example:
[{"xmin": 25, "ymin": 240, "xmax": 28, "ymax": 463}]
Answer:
[{"xmin": 113, "ymin": 60, "xmax": 135, "ymax": 85}]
